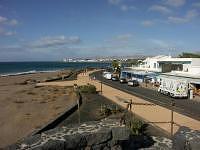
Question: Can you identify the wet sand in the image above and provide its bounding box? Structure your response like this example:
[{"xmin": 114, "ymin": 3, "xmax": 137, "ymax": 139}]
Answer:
[{"xmin": 0, "ymin": 70, "xmax": 76, "ymax": 148}]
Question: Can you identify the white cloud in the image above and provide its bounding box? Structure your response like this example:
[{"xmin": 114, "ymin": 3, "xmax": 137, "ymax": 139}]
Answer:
[
  {"xmin": 149, "ymin": 39, "xmax": 169, "ymax": 48},
  {"xmin": 120, "ymin": 5, "xmax": 136, "ymax": 11},
  {"xmin": 0, "ymin": 16, "xmax": 18, "ymax": 26},
  {"xmin": 141, "ymin": 20, "xmax": 154, "ymax": 27},
  {"xmin": 28, "ymin": 35, "xmax": 81, "ymax": 48},
  {"xmin": 106, "ymin": 33, "xmax": 133, "ymax": 43},
  {"xmin": 120, "ymin": 5, "xmax": 128, "ymax": 11},
  {"xmin": 8, "ymin": 19, "xmax": 18, "ymax": 26},
  {"xmin": 149, "ymin": 5, "xmax": 172, "ymax": 14},
  {"xmin": 116, "ymin": 34, "xmax": 132, "ymax": 40},
  {"xmin": 168, "ymin": 16, "xmax": 187, "ymax": 23},
  {"xmin": 0, "ymin": 16, "xmax": 8, "ymax": 23},
  {"xmin": 4, "ymin": 31, "xmax": 16, "ymax": 36},
  {"xmin": 186, "ymin": 9, "xmax": 199, "ymax": 19},
  {"xmin": 192, "ymin": 2, "xmax": 200, "ymax": 7},
  {"xmin": 108, "ymin": 0, "xmax": 136, "ymax": 11},
  {"xmin": 0, "ymin": 28, "xmax": 4, "ymax": 33},
  {"xmin": 165, "ymin": 0, "xmax": 186, "ymax": 7},
  {"xmin": 108, "ymin": 0, "xmax": 121, "ymax": 5},
  {"xmin": 0, "ymin": 28, "xmax": 16, "ymax": 36},
  {"xmin": 168, "ymin": 9, "xmax": 199, "ymax": 24}
]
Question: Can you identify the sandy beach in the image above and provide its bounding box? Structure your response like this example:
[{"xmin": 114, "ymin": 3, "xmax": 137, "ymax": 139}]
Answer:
[{"xmin": 0, "ymin": 70, "xmax": 77, "ymax": 148}]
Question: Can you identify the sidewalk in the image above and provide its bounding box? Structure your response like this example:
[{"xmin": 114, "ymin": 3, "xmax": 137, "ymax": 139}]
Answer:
[{"xmin": 37, "ymin": 70, "xmax": 200, "ymax": 135}]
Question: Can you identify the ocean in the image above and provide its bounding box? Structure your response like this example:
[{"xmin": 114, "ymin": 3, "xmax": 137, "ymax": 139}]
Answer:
[{"xmin": 0, "ymin": 62, "xmax": 111, "ymax": 76}]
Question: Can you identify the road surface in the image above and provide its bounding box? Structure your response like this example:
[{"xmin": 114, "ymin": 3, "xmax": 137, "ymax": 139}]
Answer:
[{"xmin": 93, "ymin": 71, "xmax": 200, "ymax": 121}]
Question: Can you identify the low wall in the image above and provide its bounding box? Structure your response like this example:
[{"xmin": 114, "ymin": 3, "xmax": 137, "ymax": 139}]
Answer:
[
  {"xmin": 32, "ymin": 92, "xmax": 82, "ymax": 135},
  {"xmin": 7, "ymin": 118, "xmax": 173, "ymax": 150}
]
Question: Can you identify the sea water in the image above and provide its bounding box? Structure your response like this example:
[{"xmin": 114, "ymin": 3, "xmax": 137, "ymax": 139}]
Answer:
[{"xmin": 0, "ymin": 62, "xmax": 110, "ymax": 76}]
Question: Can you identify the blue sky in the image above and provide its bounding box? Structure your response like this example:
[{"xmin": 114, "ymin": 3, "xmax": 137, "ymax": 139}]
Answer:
[{"xmin": 0, "ymin": 0, "xmax": 200, "ymax": 61}]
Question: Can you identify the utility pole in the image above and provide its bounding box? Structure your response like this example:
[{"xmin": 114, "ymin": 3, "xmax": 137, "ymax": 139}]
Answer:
[
  {"xmin": 77, "ymin": 97, "xmax": 80, "ymax": 124},
  {"xmin": 100, "ymin": 80, "xmax": 102, "ymax": 94},
  {"xmin": 171, "ymin": 99, "xmax": 175, "ymax": 137},
  {"xmin": 100, "ymin": 70, "xmax": 103, "ymax": 94}
]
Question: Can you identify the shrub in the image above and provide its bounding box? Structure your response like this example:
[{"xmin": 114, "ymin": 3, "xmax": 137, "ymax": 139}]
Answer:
[
  {"xmin": 101, "ymin": 106, "xmax": 112, "ymax": 117},
  {"xmin": 100, "ymin": 104, "xmax": 123, "ymax": 117},
  {"xmin": 126, "ymin": 118, "xmax": 144, "ymax": 135},
  {"xmin": 79, "ymin": 84, "xmax": 96, "ymax": 94}
]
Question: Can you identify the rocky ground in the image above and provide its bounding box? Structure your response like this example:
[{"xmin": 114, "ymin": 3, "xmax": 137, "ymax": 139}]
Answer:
[
  {"xmin": 8, "ymin": 118, "xmax": 200, "ymax": 150},
  {"xmin": 7, "ymin": 118, "xmax": 175, "ymax": 150}
]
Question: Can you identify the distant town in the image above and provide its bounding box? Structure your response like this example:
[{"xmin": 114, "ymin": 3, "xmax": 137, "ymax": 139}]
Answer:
[
  {"xmin": 63, "ymin": 52, "xmax": 200, "ymax": 63},
  {"xmin": 63, "ymin": 56, "xmax": 145, "ymax": 62}
]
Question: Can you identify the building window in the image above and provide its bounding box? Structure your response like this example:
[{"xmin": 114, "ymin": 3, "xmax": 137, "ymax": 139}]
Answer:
[{"xmin": 154, "ymin": 63, "xmax": 156, "ymax": 68}]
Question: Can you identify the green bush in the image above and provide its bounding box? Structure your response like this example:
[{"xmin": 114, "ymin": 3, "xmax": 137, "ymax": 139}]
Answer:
[
  {"xmin": 79, "ymin": 84, "xmax": 96, "ymax": 94},
  {"xmin": 126, "ymin": 118, "xmax": 144, "ymax": 135},
  {"xmin": 100, "ymin": 104, "xmax": 123, "ymax": 117}
]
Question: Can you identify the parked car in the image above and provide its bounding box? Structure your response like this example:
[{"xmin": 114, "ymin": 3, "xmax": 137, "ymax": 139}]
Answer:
[
  {"xmin": 119, "ymin": 78, "xmax": 127, "ymax": 83},
  {"xmin": 111, "ymin": 76, "xmax": 119, "ymax": 81},
  {"xmin": 128, "ymin": 80, "xmax": 139, "ymax": 87},
  {"xmin": 103, "ymin": 72, "xmax": 112, "ymax": 80}
]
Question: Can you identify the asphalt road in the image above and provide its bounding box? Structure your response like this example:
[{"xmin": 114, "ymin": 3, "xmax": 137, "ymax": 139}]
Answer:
[{"xmin": 92, "ymin": 71, "xmax": 200, "ymax": 121}]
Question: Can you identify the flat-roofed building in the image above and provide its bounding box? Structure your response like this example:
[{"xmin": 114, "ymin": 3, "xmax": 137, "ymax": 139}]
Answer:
[{"xmin": 129, "ymin": 55, "xmax": 200, "ymax": 74}]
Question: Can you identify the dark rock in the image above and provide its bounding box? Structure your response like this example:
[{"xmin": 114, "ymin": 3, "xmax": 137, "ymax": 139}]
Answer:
[
  {"xmin": 103, "ymin": 146, "xmax": 111, "ymax": 150},
  {"xmin": 111, "ymin": 145, "xmax": 122, "ymax": 150},
  {"xmin": 111, "ymin": 127, "xmax": 130, "ymax": 142},
  {"xmin": 91, "ymin": 143, "xmax": 108, "ymax": 150},
  {"xmin": 42, "ymin": 139, "xmax": 65, "ymax": 150},
  {"xmin": 22, "ymin": 134, "xmax": 41, "ymax": 145},
  {"xmin": 85, "ymin": 128, "xmax": 112, "ymax": 146},
  {"xmin": 5, "ymin": 144, "xmax": 21, "ymax": 150},
  {"xmin": 173, "ymin": 126, "xmax": 200, "ymax": 150},
  {"xmin": 7, "ymin": 119, "xmax": 173, "ymax": 150},
  {"xmin": 64, "ymin": 134, "xmax": 87, "ymax": 149}
]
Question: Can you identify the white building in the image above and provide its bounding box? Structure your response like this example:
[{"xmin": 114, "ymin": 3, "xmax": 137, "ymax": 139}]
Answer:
[{"xmin": 131, "ymin": 55, "xmax": 200, "ymax": 74}]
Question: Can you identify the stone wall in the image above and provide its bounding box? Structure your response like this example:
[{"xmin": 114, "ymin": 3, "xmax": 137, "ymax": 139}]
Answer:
[
  {"xmin": 173, "ymin": 126, "xmax": 200, "ymax": 150},
  {"xmin": 7, "ymin": 118, "xmax": 173, "ymax": 150}
]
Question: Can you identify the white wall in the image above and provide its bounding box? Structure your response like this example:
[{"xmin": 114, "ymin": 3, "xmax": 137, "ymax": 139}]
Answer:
[
  {"xmin": 183, "ymin": 64, "xmax": 191, "ymax": 72},
  {"xmin": 189, "ymin": 58, "xmax": 200, "ymax": 74},
  {"xmin": 191, "ymin": 58, "xmax": 200, "ymax": 66},
  {"xmin": 189, "ymin": 67, "xmax": 200, "ymax": 74}
]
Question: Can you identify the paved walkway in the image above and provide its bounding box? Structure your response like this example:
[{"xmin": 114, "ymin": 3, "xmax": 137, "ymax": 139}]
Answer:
[{"xmin": 37, "ymin": 70, "xmax": 200, "ymax": 135}]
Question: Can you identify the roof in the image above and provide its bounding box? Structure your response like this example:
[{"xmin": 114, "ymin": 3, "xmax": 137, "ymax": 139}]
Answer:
[
  {"xmin": 159, "ymin": 71, "xmax": 200, "ymax": 84},
  {"xmin": 121, "ymin": 70, "xmax": 158, "ymax": 76},
  {"xmin": 143, "ymin": 55, "xmax": 200, "ymax": 63},
  {"xmin": 162, "ymin": 71, "xmax": 200, "ymax": 79},
  {"xmin": 151, "ymin": 55, "xmax": 171, "ymax": 59},
  {"xmin": 157, "ymin": 58, "xmax": 192, "ymax": 63}
]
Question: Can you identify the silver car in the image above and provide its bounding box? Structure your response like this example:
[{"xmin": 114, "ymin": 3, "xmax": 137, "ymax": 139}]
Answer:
[{"xmin": 127, "ymin": 80, "xmax": 139, "ymax": 87}]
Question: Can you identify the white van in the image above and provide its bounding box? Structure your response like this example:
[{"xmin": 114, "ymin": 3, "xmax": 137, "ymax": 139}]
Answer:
[{"xmin": 103, "ymin": 72, "xmax": 112, "ymax": 80}]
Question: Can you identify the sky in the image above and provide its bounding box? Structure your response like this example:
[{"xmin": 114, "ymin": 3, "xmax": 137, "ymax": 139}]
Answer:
[{"xmin": 0, "ymin": 0, "xmax": 200, "ymax": 61}]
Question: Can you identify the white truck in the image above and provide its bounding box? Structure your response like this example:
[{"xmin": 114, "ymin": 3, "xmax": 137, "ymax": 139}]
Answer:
[{"xmin": 158, "ymin": 76, "xmax": 188, "ymax": 98}]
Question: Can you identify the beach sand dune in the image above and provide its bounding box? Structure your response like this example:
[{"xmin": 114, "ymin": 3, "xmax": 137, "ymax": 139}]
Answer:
[{"xmin": 0, "ymin": 71, "xmax": 76, "ymax": 148}]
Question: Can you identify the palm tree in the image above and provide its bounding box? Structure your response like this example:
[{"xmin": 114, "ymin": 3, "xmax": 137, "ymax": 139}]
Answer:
[{"xmin": 112, "ymin": 60, "xmax": 121, "ymax": 74}]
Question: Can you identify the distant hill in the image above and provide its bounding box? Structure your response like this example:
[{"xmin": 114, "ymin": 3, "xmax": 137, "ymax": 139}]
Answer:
[{"xmin": 178, "ymin": 52, "xmax": 200, "ymax": 58}]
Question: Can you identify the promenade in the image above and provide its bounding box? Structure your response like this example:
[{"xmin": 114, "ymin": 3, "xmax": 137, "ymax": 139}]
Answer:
[{"xmin": 37, "ymin": 70, "xmax": 200, "ymax": 135}]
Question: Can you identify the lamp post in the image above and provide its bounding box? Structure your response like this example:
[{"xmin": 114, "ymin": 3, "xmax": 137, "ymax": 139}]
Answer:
[
  {"xmin": 171, "ymin": 99, "xmax": 175, "ymax": 137},
  {"xmin": 100, "ymin": 61, "xmax": 103, "ymax": 94}
]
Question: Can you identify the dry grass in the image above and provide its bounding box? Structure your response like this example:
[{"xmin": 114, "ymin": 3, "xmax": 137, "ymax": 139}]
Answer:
[{"xmin": 13, "ymin": 100, "xmax": 25, "ymax": 104}]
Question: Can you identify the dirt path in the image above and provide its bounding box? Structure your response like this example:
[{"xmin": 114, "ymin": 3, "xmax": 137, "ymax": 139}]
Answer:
[{"xmin": 37, "ymin": 70, "xmax": 200, "ymax": 135}]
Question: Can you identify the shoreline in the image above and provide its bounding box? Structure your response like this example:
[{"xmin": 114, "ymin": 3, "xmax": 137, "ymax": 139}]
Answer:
[{"xmin": 0, "ymin": 69, "xmax": 66, "ymax": 77}]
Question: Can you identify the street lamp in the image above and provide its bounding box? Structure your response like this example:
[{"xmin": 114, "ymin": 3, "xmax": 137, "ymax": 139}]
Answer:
[{"xmin": 171, "ymin": 99, "xmax": 175, "ymax": 137}]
